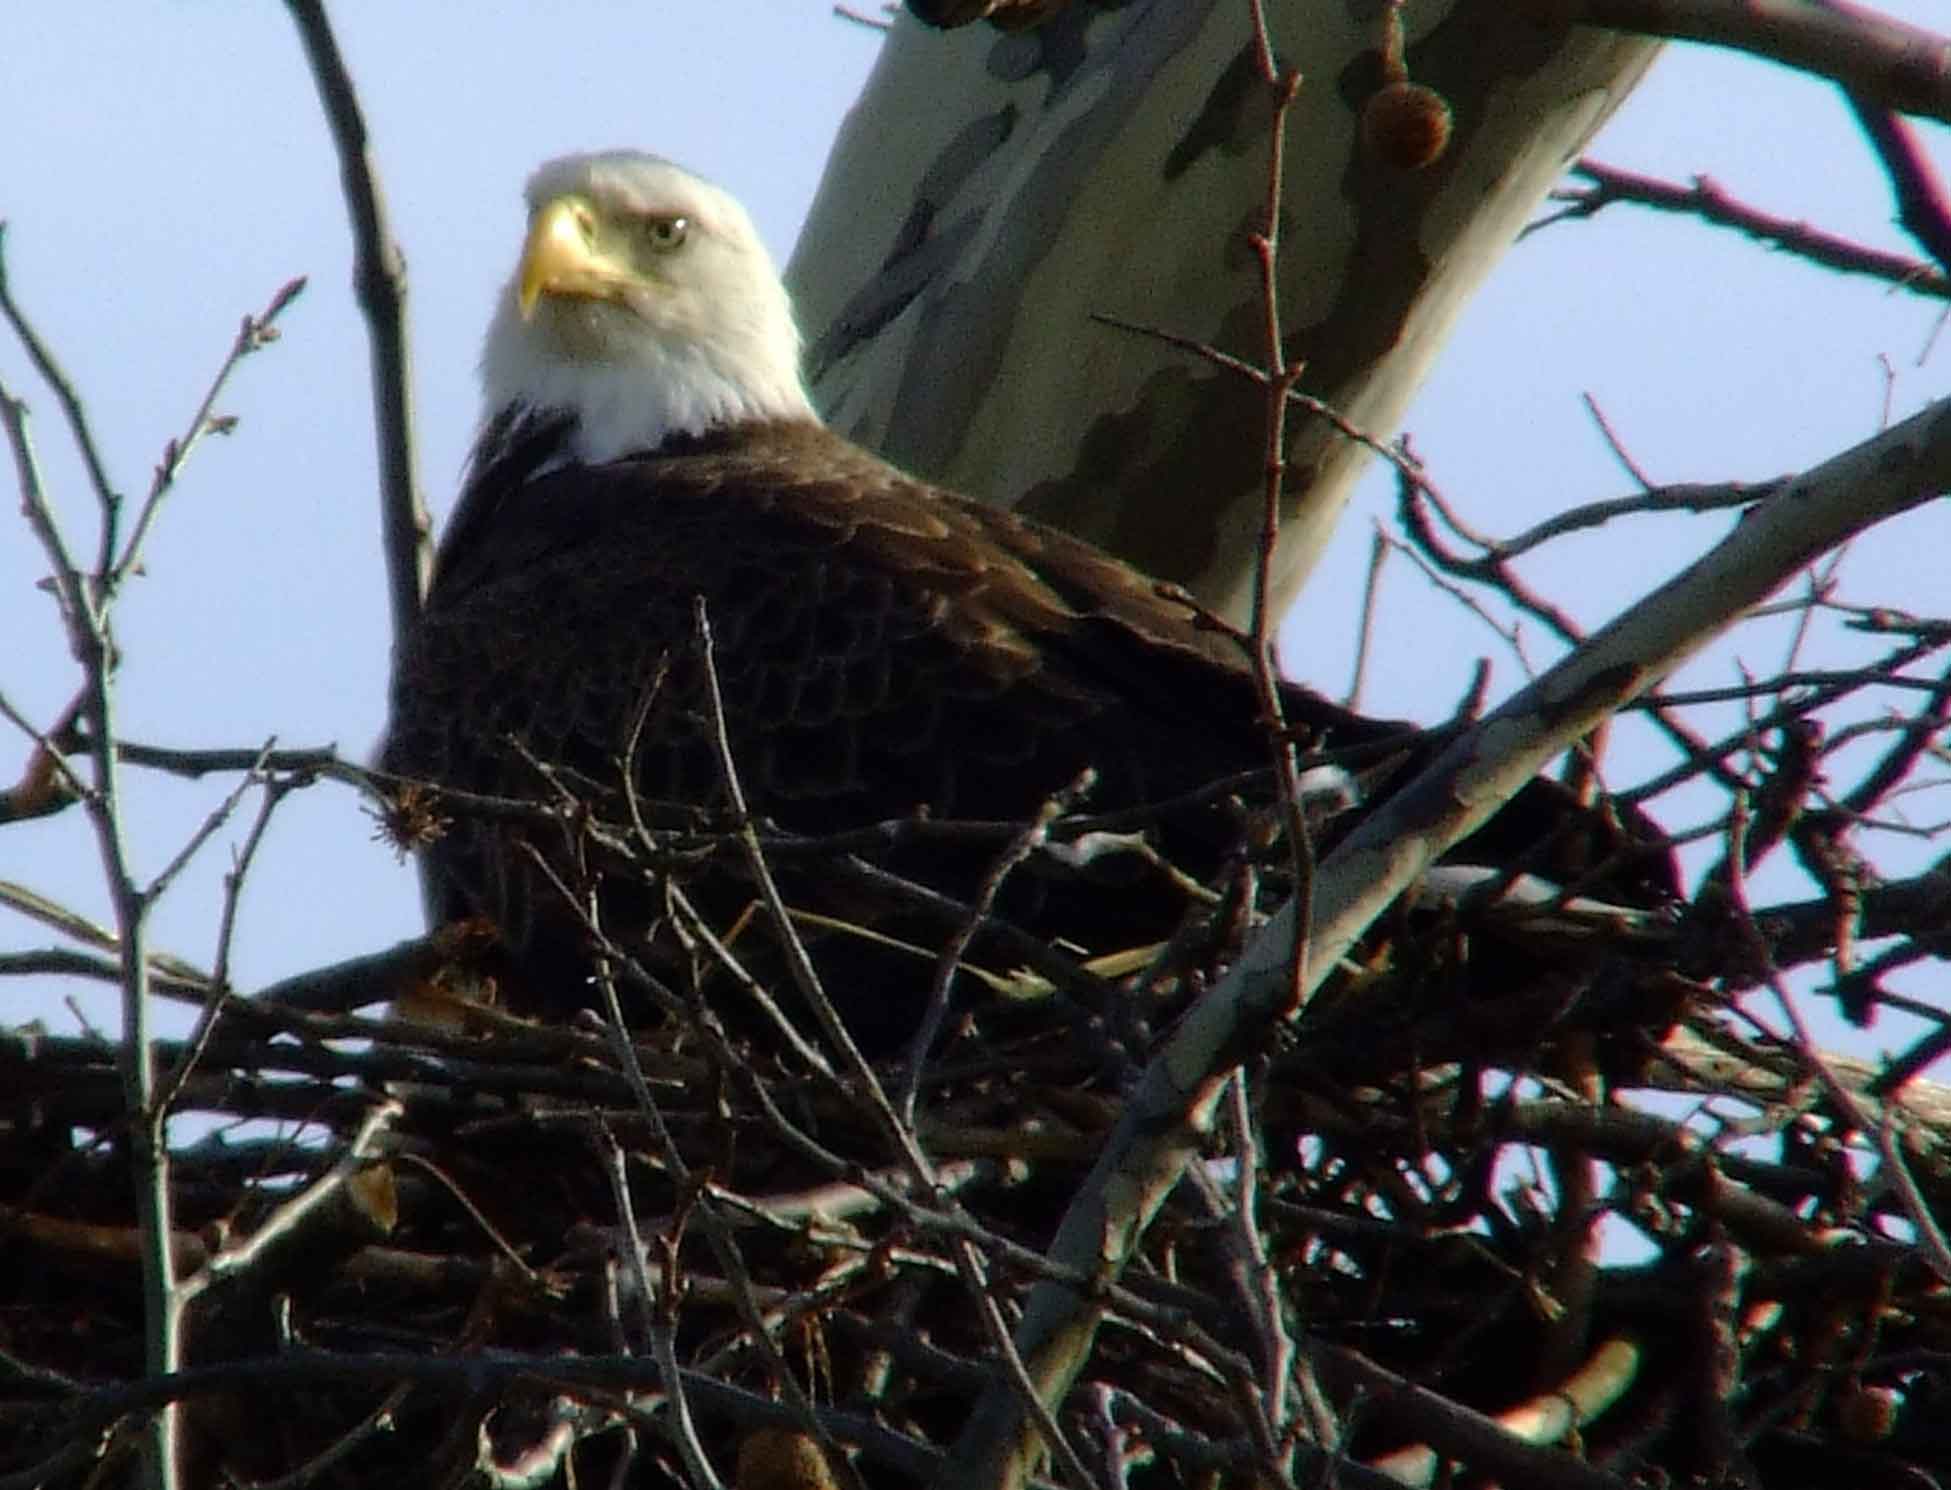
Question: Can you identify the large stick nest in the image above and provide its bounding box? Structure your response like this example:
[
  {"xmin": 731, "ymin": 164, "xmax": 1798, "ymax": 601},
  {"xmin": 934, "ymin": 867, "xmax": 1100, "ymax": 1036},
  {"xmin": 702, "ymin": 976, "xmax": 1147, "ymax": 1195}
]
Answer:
[{"xmin": 4, "ymin": 731, "xmax": 1951, "ymax": 1490}]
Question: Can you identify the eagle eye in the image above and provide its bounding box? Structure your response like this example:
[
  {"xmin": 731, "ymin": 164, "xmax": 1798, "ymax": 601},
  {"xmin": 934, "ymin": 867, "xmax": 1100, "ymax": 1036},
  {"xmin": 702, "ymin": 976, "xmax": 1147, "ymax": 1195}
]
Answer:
[{"xmin": 644, "ymin": 216, "xmax": 689, "ymax": 252}]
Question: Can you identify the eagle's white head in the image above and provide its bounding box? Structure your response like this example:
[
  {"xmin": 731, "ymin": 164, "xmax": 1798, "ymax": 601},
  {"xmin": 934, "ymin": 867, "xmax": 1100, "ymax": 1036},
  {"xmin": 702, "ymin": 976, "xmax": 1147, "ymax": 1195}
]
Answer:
[{"xmin": 479, "ymin": 151, "xmax": 817, "ymax": 467}]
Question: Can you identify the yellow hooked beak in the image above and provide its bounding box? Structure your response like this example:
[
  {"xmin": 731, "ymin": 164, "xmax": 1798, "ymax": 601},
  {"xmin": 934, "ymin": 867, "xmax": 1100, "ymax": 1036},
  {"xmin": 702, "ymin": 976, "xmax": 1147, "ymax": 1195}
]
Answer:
[{"xmin": 517, "ymin": 195, "xmax": 617, "ymax": 318}]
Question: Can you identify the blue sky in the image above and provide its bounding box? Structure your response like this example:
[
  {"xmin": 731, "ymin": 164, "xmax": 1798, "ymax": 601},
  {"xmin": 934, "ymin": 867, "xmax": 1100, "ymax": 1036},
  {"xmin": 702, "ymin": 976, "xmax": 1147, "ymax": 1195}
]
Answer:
[{"xmin": 2, "ymin": 5, "xmax": 1946, "ymax": 1054}]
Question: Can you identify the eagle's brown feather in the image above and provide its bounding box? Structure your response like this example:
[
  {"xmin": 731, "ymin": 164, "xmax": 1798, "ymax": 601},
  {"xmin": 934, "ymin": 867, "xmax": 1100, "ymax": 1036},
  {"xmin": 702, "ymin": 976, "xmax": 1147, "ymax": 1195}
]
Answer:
[
  {"xmin": 391, "ymin": 420, "xmax": 1399, "ymax": 820},
  {"xmin": 382, "ymin": 419, "xmax": 1667, "ymax": 1044}
]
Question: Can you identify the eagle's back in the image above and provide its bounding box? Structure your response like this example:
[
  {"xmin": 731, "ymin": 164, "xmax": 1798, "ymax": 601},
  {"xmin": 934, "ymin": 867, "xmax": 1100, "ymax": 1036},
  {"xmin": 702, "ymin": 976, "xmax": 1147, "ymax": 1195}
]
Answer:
[
  {"xmin": 387, "ymin": 420, "xmax": 1392, "ymax": 826},
  {"xmin": 380, "ymin": 420, "xmax": 1659, "ymax": 1040}
]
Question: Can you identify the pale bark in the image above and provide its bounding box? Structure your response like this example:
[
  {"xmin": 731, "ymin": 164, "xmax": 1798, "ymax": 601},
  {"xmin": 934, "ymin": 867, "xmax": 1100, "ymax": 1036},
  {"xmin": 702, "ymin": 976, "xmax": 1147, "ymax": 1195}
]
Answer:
[{"xmin": 789, "ymin": 2, "xmax": 1659, "ymax": 623}]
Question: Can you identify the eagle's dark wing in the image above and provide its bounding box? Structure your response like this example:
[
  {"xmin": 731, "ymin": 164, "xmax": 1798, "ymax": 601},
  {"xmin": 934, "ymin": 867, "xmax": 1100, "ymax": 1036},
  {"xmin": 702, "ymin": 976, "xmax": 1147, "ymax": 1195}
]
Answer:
[
  {"xmin": 391, "ymin": 423, "xmax": 1398, "ymax": 827},
  {"xmin": 381, "ymin": 420, "xmax": 1667, "ymax": 1039}
]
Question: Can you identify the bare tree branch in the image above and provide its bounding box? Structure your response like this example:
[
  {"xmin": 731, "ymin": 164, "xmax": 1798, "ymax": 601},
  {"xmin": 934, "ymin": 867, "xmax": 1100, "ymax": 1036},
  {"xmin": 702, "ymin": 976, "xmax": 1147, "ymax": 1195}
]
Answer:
[
  {"xmin": 1547, "ymin": 0, "xmax": 1951, "ymax": 123},
  {"xmin": 1842, "ymin": 89, "xmax": 1951, "ymax": 273},
  {"xmin": 2, "ymin": 384, "xmax": 182, "ymax": 1490},
  {"xmin": 282, "ymin": 0, "xmax": 431, "ymax": 645},
  {"xmin": 1544, "ymin": 159, "xmax": 1951, "ymax": 299}
]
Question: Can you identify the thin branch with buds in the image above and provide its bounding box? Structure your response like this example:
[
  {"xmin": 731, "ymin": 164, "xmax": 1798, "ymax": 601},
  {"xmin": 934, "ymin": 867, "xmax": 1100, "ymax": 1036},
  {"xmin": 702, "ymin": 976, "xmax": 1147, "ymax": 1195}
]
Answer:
[{"xmin": 1542, "ymin": 159, "xmax": 1951, "ymax": 298}]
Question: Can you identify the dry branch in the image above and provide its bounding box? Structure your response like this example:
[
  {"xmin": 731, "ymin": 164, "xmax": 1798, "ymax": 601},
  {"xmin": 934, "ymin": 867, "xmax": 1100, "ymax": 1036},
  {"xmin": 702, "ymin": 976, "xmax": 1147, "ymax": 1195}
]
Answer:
[
  {"xmin": 1547, "ymin": 0, "xmax": 1951, "ymax": 123},
  {"xmin": 1547, "ymin": 159, "xmax": 1951, "ymax": 298},
  {"xmin": 284, "ymin": 0, "xmax": 431, "ymax": 644}
]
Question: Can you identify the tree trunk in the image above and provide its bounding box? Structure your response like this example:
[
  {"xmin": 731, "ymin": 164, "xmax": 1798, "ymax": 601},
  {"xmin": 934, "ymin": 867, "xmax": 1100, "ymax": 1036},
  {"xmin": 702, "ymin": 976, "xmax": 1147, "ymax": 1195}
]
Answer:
[{"xmin": 789, "ymin": 1, "xmax": 1658, "ymax": 623}]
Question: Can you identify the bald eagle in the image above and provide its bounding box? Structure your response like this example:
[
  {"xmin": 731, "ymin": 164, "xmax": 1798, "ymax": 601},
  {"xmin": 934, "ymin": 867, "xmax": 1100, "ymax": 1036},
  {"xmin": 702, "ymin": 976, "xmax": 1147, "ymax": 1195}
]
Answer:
[{"xmin": 381, "ymin": 151, "xmax": 1667, "ymax": 1049}]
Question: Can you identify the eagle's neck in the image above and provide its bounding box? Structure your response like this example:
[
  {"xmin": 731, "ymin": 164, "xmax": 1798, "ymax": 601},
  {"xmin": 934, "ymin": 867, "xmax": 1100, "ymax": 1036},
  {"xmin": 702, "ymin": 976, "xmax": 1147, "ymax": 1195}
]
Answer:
[
  {"xmin": 475, "ymin": 290, "xmax": 818, "ymax": 474},
  {"xmin": 483, "ymin": 369, "xmax": 816, "ymax": 476},
  {"xmin": 437, "ymin": 412, "xmax": 830, "ymax": 606},
  {"xmin": 465, "ymin": 402, "xmax": 827, "ymax": 500}
]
